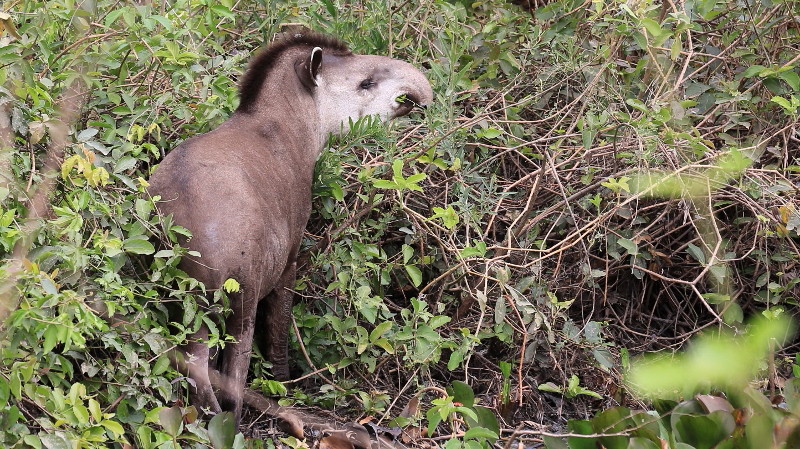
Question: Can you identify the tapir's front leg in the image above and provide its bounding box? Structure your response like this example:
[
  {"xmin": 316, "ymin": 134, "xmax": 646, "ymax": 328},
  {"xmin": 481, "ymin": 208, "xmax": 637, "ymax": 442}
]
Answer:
[
  {"xmin": 217, "ymin": 288, "xmax": 258, "ymax": 424},
  {"xmin": 184, "ymin": 323, "xmax": 222, "ymax": 415}
]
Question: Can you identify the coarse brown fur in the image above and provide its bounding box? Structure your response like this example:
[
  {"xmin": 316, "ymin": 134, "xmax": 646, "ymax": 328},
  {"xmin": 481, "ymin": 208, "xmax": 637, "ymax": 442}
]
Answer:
[{"xmin": 237, "ymin": 33, "xmax": 351, "ymax": 113}]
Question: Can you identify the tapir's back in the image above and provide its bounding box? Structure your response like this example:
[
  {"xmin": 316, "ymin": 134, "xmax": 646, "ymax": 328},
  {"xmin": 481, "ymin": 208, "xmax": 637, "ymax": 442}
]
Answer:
[{"xmin": 148, "ymin": 117, "xmax": 312, "ymax": 297}]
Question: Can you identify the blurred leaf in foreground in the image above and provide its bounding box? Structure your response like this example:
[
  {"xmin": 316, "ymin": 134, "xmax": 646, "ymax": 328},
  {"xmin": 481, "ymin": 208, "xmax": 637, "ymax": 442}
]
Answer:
[{"xmin": 628, "ymin": 316, "xmax": 795, "ymax": 399}]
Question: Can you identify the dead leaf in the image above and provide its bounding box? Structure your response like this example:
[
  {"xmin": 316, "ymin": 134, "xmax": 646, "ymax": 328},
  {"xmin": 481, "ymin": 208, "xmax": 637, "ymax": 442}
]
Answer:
[
  {"xmin": 357, "ymin": 416, "xmax": 374, "ymax": 425},
  {"xmin": 400, "ymin": 426, "xmax": 424, "ymax": 444},
  {"xmin": 279, "ymin": 411, "xmax": 305, "ymax": 439},
  {"xmin": 399, "ymin": 396, "xmax": 419, "ymax": 419},
  {"xmin": 319, "ymin": 434, "xmax": 355, "ymax": 449},
  {"xmin": 695, "ymin": 394, "xmax": 733, "ymax": 414}
]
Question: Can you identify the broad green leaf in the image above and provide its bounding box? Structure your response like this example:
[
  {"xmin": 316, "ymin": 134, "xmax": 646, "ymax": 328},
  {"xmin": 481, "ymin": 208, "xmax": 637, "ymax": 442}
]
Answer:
[
  {"xmin": 450, "ymin": 380, "xmax": 475, "ymax": 408},
  {"xmin": 686, "ymin": 243, "xmax": 705, "ymax": 265},
  {"xmin": 617, "ymin": 238, "xmax": 638, "ymax": 256},
  {"xmin": 369, "ymin": 321, "xmax": 393, "ymax": 343},
  {"xmin": 776, "ymin": 70, "xmax": 800, "ymax": 91},
  {"xmin": 402, "ymin": 244, "xmax": 414, "ymax": 264},
  {"xmin": 101, "ymin": 419, "xmax": 125, "ymax": 438},
  {"xmin": 405, "ymin": 265, "xmax": 422, "ymax": 287},
  {"xmin": 429, "ymin": 315, "xmax": 451, "ymax": 329},
  {"xmin": 426, "ymin": 406, "xmax": 443, "ymax": 436},
  {"xmin": 122, "ymin": 238, "xmax": 155, "ymax": 255},
  {"xmin": 373, "ymin": 338, "xmax": 395, "ymax": 354},
  {"xmin": 39, "ymin": 434, "xmax": 70, "ymax": 449},
  {"xmin": 463, "ymin": 427, "xmax": 498, "ymax": 440},
  {"xmin": 208, "ymin": 412, "xmax": 237, "ymax": 449},
  {"xmin": 158, "ymin": 406, "xmax": 183, "ymax": 437},
  {"xmin": 88, "ymin": 398, "xmax": 102, "ymax": 422},
  {"xmin": 372, "ymin": 179, "xmax": 399, "ymax": 189},
  {"xmin": 741, "ymin": 65, "xmax": 766, "ymax": 78}
]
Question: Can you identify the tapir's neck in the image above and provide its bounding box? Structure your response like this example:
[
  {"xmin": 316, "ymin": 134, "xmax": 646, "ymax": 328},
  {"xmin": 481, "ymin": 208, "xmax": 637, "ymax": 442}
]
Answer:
[{"xmin": 235, "ymin": 73, "xmax": 327, "ymax": 172}]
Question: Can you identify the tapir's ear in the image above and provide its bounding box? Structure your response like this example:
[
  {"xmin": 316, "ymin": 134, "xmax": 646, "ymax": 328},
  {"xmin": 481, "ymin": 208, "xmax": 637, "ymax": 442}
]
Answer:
[{"xmin": 296, "ymin": 46, "xmax": 323, "ymax": 90}]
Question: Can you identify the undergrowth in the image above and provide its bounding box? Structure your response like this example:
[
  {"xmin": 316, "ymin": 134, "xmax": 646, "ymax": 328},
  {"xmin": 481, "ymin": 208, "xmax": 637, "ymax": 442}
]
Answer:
[{"xmin": 0, "ymin": 0, "xmax": 798, "ymax": 448}]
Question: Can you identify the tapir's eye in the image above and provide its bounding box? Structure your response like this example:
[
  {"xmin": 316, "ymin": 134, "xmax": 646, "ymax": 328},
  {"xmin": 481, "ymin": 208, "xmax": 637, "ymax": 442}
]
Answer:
[{"xmin": 360, "ymin": 78, "xmax": 375, "ymax": 89}]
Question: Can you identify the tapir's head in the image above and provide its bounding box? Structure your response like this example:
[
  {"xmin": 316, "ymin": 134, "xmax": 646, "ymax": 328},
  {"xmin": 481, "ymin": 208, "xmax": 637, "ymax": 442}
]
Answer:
[{"xmin": 237, "ymin": 32, "xmax": 433, "ymax": 135}]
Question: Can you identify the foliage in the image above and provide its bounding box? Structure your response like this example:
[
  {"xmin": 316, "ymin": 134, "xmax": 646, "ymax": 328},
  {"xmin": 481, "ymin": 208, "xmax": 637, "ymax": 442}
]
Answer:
[
  {"xmin": 0, "ymin": 0, "xmax": 797, "ymax": 447},
  {"xmin": 545, "ymin": 317, "xmax": 800, "ymax": 448}
]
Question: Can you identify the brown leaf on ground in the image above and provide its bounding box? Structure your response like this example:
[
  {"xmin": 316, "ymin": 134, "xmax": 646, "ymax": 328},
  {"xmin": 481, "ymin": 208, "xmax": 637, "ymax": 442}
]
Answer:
[
  {"xmin": 278, "ymin": 412, "xmax": 305, "ymax": 439},
  {"xmin": 319, "ymin": 434, "xmax": 355, "ymax": 449},
  {"xmin": 399, "ymin": 396, "xmax": 419, "ymax": 419}
]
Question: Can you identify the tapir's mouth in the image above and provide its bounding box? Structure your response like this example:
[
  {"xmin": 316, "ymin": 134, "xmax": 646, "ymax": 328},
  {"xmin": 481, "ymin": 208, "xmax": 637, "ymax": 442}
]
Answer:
[{"xmin": 393, "ymin": 92, "xmax": 424, "ymax": 117}]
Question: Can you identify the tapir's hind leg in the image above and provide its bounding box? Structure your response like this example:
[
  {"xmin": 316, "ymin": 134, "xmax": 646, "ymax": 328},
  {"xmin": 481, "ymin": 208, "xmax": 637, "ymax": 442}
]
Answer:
[
  {"xmin": 184, "ymin": 323, "xmax": 222, "ymax": 415},
  {"xmin": 256, "ymin": 261, "xmax": 296, "ymax": 381}
]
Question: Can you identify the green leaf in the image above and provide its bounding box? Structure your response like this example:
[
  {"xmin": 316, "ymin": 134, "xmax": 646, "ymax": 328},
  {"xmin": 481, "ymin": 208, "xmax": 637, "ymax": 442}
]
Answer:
[
  {"xmin": 771, "ymin": 95, "xmax": 797, "ymax": 113},
  {"xmin": 73, "ymin": 403, "xmax": 90, "ymax": 423},
  {"xmin": 122, "ymin": 238, "xmax": 155, "ymax": 255},
  {"xmin": 0, "ymin": 376, "xmax": 9, "ymax": 406},
  {"xmin": 372, "ymin": 338, "xmax": 395, "ymax": 354},
  {"xmin": 450, "ymin": 380, "xmax": 475, "ymax": 408},
  {"xmin": 402, "ymin": 244, "xmax": 414, "ymax": 264},
  {"xmin": 152, "ymin": 354, "xmax": 170, "ymax": 376},
  {"xmin": 405, "ymin": 265, "xmax": 423, "ymax": 287},
  {"xmin": 778, "ymin": 70, "xmax": 800, "ymax": 91},
  {"xmin": 88, "ymin": 398, "xmax": 102, "ymax": 422},
  {"xmin": 39, "ymin": 434, "xmax": 71, "ymax": 449},
  {"xmin": 673, "ymin": 411, "xmax": 733, "ymax": 448},
  {"xmin": 208, "ymin": 412, "xmax": 237, "ymax": 449},
  {"xmin": 686, "ymin": 243, "xmax": 706, "ymax": 265},
  {"xmin": 447, "ymin": 348, "xmax": 465, "ymax": 370},
  {"xmin": 100, "ymin": 419, "xmax": 125, "ymax": 438},
  {"xmin": 158, "ymin": 406, "xmax": 183, "ymax": 437},
  {"xmin": 426, "ymin": 406, "xmax": 443, "ymax": 436},
  {"xmin": 330, "ymin": 183, "xmax": 344, "ymax": 201},
  {"xmin": 391, "ymin": 159, "xmax": 404, "ymax": 179},
  {"xmin": 701, "ymin": 293, "xmax": 730, "ymax": 304},
  {"xmin": 478, "ymin": 128, "xmax": 502, "ymax": 139},
  {"xmin": 372, "ymin": 179, "xmax": 399, "ymax": 189},
  {"xmin": 369, "ymin": 321, "xmax": 393, "ymax": 343},
  {"xmin": 431, "ymin": 206, "xmax": 460, "ymax": 230},
  {"xmin": 320, "ymin": 0, "xmax": 337, "ymax": 17},
  {"xmin": 472, "ymin": 406, "xmax": 500, "ymax": 437},
  {"xmin": 460, "ymin": 241, "xmax": 487, "ymax": 258},
  {"xmin": 626, "ymin": 98, "xmax": 648, "ymax": 113},
  {"xmin": 406, "ymin": 173, "xmax": 427, "ymax": 184},
  {"xmin": 463, "ymin": 426, "xmax": 498, "ymax": 440},
  {"xmin": 42, "ymin": 325, "xmax": 60, "ymax": 354},
  {"xmin": 429, "ymin": 315, "xmax": 451, "ymax": 329},
  {"xmin": 741, "ymin": 65, "xmax": 766, "ymax": 78},
  {"xmin": 617, "ymin": 237, "xmax": 639, "ymax": 256},
  {"xmin": 209, "ymin": 4, "xmax": 235, "ymax": 19},
  {"xmin": 223, "ymin": 278, "xmax": 240, "ymax": 293},
  {"xmin": 537, "ymin": 382, "xmax": 562, "ymax": 394},
  {"xmin": 627, "ymin": 437, "xmax": 660, "ymax": 449}
]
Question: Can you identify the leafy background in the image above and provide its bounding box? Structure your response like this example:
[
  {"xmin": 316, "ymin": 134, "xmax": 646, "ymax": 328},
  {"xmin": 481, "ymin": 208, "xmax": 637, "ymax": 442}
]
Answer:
[{"xmin": 0, "ymin": 0, "xmax": 798, "ymax": 448}]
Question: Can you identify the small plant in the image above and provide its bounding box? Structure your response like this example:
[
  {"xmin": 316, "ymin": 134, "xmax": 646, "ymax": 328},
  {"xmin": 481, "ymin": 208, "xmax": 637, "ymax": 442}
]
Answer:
[
  {"xmin": 426, "ymin": 381, "xmax": 500, "ymax": 449},
  {"xmin": 538, "ymin": 375, "xmax": 602, "ymax": 399}
]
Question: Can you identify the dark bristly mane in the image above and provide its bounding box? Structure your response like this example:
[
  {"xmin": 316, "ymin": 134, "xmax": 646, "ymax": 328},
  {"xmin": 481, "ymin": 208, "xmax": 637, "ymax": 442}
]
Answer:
[{"xmin": 236, "ymin": 32, "xmax": 352, "ymax": 113}]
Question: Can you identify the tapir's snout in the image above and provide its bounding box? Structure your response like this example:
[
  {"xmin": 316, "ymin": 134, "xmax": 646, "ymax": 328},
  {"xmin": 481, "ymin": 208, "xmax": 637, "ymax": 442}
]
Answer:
[{"xmin": 391, "ymin": 62, "xmax": 434, "ymax": 118}]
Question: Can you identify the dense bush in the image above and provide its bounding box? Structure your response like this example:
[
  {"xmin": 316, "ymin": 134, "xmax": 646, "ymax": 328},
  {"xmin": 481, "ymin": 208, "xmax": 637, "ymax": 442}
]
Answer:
[{"xmin": 0, "ymin": 0, "xmax": 797, "ymax": 448}]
